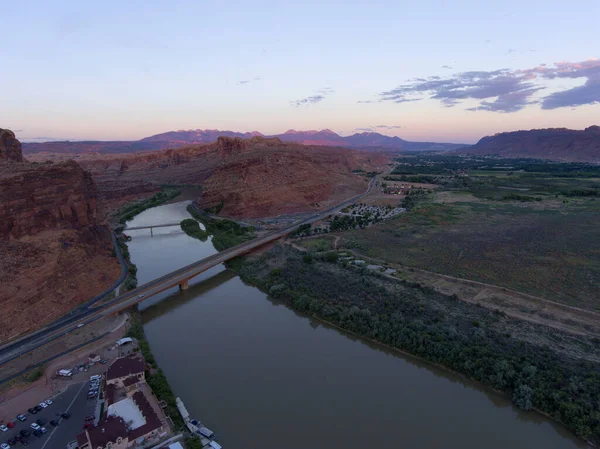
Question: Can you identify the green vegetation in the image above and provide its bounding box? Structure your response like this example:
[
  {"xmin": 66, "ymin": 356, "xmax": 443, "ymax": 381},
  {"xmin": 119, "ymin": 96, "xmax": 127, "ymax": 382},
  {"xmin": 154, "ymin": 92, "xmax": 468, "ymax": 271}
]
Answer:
[
  {"xmin": 291, "ymin": 223, "xmax": 312, "ymax": 237},
  {"xmin": 342, "ymin": 198, "xmax": 600, "ymax": 310},
  {"xmin": 300, "ymin": 238, "xmax": 333, "ymax": 253},
  {"xmin": 238, "ymin": 245, "xmax": 600, "ymax": 445},
  {"xmin": 115, "ymin": 187, "xmax": 181, "ymax": 226},
  {"xmin": 186, "ymin": 205, "xmax": 255, "ymax": 251},
  {"xmin": 23, "ymin": 366, "xmax": 44, "ymax": 383},
  {"xmin": 117, "ymin": 237, "xmax": 138, "ymax": 292},
  {"xmin": 392, "ymin": 154, "xmax": 600, "ymax": 177},
  {"xmin": 180, "ymin": 218, "xmax": 208, "ymax": 241},
  {"xmin": 126, "ymin": 309, "xmax": 184, "ymax": 430}
]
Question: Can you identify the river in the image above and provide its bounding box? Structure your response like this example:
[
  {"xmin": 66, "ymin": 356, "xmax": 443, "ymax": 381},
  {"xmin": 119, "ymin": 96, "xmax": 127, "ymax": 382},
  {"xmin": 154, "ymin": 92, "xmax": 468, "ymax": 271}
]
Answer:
[{"xmin": 125, "ymin": 200, "xmax": 588, "ymax": 449}]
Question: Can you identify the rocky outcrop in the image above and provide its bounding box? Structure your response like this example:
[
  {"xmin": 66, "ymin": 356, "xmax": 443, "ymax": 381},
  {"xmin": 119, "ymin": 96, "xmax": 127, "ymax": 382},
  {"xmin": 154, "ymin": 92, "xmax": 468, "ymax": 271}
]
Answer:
[
  {"xmin": 196, "ymin": 139, "xmax": 388, "ymax": 218},
  {"xmin": 0, "ymin": 128, "xmax": 24, "ymax": 162},
  {"xmin": 462, "ymin": 126, "xmax": 600, "ymax": 162},
  {"xmin": 0, "ymin": 160, "xmax": 97, "ymax": 239},
  {"xmin": 0, "ymin": 131, "xmax": 121, "ymax": 341}
]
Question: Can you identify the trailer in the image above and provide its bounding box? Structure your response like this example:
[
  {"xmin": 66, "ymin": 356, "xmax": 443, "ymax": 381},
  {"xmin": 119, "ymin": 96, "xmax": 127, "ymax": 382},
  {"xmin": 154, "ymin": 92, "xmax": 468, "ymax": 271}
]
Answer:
[{"xmin": 58, "ymin": 369, "xmax": 73, "ymax": 377}]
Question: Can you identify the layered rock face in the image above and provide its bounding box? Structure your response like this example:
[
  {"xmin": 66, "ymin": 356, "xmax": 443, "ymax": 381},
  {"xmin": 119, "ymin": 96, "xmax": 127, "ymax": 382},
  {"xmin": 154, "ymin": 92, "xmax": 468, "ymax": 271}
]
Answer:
[
  {"xmin": 196, "ymin": 137, "xmax": 388, "ymax": 218},
  {"xmin": 0, "ymin": 160, "xmax": 97, "ymax": 239},
  {"xmin": 464, "ymin": 126, "xmax": 600, "ymax": 162},
  {"xmin": 0, "ymin": 130, "xmax": 120, "ymax": 341},
  {"xmin": 0, "ymin": 128, "xmax": 24, "ymax": 162}
]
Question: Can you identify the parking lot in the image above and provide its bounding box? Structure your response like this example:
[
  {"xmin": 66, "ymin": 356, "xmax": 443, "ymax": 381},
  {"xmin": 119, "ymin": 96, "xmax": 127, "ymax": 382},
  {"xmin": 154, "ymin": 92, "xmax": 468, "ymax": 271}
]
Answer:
[{"xmin": 1, "ymin": 381, "xmax": 99, "ymax": 449}]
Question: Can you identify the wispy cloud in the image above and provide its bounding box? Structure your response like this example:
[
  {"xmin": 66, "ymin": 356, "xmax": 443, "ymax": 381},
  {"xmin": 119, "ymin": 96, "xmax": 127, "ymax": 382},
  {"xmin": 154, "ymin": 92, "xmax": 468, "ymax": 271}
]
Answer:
[
  {"xmin": 379, "ymin": 58, "xmax": 600, "ymax": 112},
  {"xmin": 357, "ymin": 100, "xmax": 374, "ymax": 103},
  {"xmin": 238, "ymin": 77, "xmax": 262, "ymax": 85},
  {"xmin": 291, "ymin": 87, "xmax": 334, "ymax": 107},
  {"xmin": 353, "ymin": 124, "xmax": 403, "ymax": 133},
  {"xmin": 373, "ymin": 125, "xmax": 403, "ymax": 129},
  {"xmin": 441, "ymin": 65, "xmax": 453, "ymax": 69}
]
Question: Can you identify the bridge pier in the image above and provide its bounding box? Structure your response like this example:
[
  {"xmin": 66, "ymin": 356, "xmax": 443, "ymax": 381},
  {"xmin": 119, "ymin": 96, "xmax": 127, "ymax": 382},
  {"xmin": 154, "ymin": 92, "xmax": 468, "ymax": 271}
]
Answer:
[{"xmin": 179, "ymin": 280, "xmax": 189, "ymax": 291}]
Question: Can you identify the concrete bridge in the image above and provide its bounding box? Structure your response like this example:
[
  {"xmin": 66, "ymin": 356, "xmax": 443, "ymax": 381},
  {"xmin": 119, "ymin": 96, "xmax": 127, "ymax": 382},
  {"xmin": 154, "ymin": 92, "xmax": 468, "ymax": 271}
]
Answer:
[
  {"xmin": 125, "ymin": 222, "xmax": 182, "ymax": 235},
  {"xmin": 0, "ymin": 180, "xmax": 375, "ymax": 366}
]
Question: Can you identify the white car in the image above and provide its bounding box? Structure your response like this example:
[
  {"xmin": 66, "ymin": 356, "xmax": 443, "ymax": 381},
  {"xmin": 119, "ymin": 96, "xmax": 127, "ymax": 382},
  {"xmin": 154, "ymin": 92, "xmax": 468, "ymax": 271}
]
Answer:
[
  {"xmin": 77, "ymin": 323, "xmax": 84, "ymax": 328},
  {"xmin": 1, "ymin": 443, "xmax": 10, "ymax": 449},
  {"xmin": 45, "ymin": 399, "xmax": 53, "ymax": 405},
  {"xmin": 30, "ymin": 423, "xmax": 40, "ymax": 430},
  {"xmin": 39, "ymin": 402, "xmax": 48, "ymax": 408},
  {"xmin": 0, "ymin": 425, "xmax": 7, "ymax": 432},
  {"xmin": 40, "ymin": 427, "xmax": 47, "ymax": 434}
]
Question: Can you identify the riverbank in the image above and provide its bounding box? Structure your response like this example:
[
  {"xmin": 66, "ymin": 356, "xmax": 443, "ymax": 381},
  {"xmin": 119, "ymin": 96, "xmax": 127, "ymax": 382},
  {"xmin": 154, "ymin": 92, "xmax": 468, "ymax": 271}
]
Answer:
[
  {"xmin": 185, "ymin": 204, "xmax": 255, "ymax": 250},
  {"xmin": 113, "ymin": 187, "xmax": 183, "ymax": 292},
  {"xmin": 126, "ymin": 307, "xmax": 185, "ymax": 430},
  {"xmin": 235, "ymin": 244, "xmax": 600, "ymax": 446}
]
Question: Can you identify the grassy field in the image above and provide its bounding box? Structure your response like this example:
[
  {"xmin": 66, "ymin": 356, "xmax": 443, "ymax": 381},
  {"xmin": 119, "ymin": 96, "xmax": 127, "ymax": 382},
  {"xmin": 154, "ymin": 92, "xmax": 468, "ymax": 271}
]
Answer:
[{"xmin": 339, "ymin": 194, "xmax": 600, "ymax": 310}]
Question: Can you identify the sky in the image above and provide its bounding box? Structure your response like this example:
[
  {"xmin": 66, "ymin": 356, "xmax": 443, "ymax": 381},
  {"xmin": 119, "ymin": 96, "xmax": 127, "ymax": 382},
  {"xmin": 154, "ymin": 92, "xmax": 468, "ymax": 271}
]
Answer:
[{"xmin": 1, "ymin": 0, "xmax": 599, "ymax": 144}]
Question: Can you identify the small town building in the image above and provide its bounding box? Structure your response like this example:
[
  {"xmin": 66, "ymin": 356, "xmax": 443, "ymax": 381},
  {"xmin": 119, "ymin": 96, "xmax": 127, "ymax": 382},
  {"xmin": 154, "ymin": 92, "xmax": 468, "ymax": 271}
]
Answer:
[
  {"xmin": 106, "ymin": 357, "xmax": 145, "ymax": 388},
  {"xmin": 76, "ymin": 416, "xmax": 129, "ymax": 449}
]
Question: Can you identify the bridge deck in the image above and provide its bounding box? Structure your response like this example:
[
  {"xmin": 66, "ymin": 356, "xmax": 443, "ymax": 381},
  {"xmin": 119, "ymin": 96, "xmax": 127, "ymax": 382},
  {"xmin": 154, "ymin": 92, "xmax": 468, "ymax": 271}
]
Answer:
[{"xmin": 126, "ymin": 223, "xmax": 181, "ymax": 230}]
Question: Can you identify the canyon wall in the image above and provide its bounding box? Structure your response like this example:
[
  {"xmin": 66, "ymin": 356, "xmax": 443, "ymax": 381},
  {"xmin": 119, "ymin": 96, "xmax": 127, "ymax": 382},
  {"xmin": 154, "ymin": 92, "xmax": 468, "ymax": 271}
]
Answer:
[
  {"xmin": 0, "ymin": 129, "xmax": 24, "ymax": 162},
  {"xmin": 0, "ymin": 160, "xmax": 97, "ymax": 239},
  {"xmin": 0, "ymin": 129, "xmax": 121, "ymax": 341}
]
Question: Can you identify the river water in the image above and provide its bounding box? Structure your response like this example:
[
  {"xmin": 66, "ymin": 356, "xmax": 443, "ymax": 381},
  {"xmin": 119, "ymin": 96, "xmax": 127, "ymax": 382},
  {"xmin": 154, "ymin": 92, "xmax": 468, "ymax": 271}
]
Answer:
[{"xmin": 125, "ymin": 201, "xmax": 587, "ymax": 449}]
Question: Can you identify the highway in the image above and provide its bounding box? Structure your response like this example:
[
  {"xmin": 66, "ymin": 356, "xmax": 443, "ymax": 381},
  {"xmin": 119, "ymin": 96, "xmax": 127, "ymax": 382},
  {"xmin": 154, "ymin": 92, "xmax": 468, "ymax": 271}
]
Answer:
[{"xmin": 0, "ymin": 179, "xmax": 375, "ymax": 368}]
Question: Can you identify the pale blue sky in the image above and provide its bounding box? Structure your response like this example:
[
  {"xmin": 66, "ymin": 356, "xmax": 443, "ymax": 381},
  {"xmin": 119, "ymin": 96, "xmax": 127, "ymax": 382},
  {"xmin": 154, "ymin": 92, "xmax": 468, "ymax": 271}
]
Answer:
[{"xmin": 2, "ymin": 0, "xmax": 599, "ymax": 143}]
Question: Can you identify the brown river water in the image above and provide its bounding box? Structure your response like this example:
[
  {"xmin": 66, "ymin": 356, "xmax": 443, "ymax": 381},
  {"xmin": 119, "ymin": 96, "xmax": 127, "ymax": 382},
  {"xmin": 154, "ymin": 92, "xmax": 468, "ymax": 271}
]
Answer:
[{"xmin": 124, "ymin": 201, "xmax": 588, "ymax": 449}]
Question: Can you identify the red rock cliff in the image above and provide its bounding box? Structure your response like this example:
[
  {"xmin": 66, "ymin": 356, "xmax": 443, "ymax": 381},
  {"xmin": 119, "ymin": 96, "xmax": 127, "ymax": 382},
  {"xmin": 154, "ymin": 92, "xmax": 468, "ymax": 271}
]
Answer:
[
  {"xmin": 0, "ymin": 128, "xmax": 24, "ymax": 162},
  {"xmin": 0, "ymin": 160, "xmax": 98, "ymax": 239}
]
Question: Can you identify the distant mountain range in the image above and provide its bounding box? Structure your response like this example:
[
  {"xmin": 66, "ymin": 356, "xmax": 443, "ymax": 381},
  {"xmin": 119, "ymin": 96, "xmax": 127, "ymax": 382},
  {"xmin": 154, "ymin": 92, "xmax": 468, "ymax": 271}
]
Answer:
[
  {"xmin": 22, "ymin": 128, "xmax": 465, "ymax": 155},
  {"xmin": 460, "ymin": 126, "xmax": 600, "ymax": 163}
]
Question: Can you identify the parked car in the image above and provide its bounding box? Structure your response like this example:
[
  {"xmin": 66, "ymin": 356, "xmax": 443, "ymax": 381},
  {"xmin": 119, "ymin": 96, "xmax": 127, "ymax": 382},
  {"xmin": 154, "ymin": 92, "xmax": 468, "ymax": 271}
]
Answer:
[
  {"xmin": 35, "ymin": 419, "xmax": 45, "ymax": 427},
  {"xmin": 6, "ymin": 422, "xmax": 15, "ymax": 429},
  {"xmin": 50, "ymin": 420, "xmax": 59, "ymax": 427},
  {"xmin": 7, "ymin": 438, "xmax": 17, "ymax": 445},
  {"xmin": 99, "ymin": 360, "xmax": 107, "ymax": 364},
  {"xmin": 20, "ymin": 439, "xmax": 29, "ymax": 446},
  {"xmin": 60, "ymin": 413, "xmax": 70, "ymax": 420},
  {"xmin": 32, "ymin": 431, "xmax": 41, "ymax": 438},
  {"xmin": 0, "ymin": 425, "xmax": 7, "ymax": 432},
  {"xmin": 39, "ymin": 428, "xmax": 47, "ymax": 434},
  {"xmin": 19, "ymin": 430, "xmax": 30, "ymax": 437},
  {"xmin": 1, "ymin": 442, "xmax": 10, "ymax": 449},
  {"xmin": 16, "ymin": 416, "xmax": 26, "ymax": 422},
  {"xmin": 44, "ymin": 399, "xmax": 53, "ymax": 406},
  {"xmin": 33, "ymin": 406, "xmax": 42, "ymax": 413},
  {"xmin": 29, "ymin": 424, "xmax": 39, "ymax": 431},
  {"xmin": 38, "ymin": 403, "xmax": 47, "ymax": 409},
  {"xmin": 26, "ymin": 409, "xmax": 36, "ymax": 415},
  {"xmin": 85, "ymin": 415, "xmax": 95, "ymax": 421}
]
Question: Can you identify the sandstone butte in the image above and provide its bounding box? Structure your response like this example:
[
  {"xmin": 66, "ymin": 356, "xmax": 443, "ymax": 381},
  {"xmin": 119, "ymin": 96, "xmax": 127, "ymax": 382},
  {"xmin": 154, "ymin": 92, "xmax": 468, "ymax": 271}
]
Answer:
[
  {"xmin": 0, "ymin": 129, "xmax": 121, "ymax": 342},
  {"xmin": 463, "ymin": 125, "xmax": 600, "ymax": 163}
]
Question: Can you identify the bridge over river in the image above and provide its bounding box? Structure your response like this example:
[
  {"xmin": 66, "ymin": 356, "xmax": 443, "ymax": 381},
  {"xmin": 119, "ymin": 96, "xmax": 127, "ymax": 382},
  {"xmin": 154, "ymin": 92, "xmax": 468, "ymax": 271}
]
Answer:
[{"xmin": 0, "ymin": 180, "xmax": 374, "ymax": 367}]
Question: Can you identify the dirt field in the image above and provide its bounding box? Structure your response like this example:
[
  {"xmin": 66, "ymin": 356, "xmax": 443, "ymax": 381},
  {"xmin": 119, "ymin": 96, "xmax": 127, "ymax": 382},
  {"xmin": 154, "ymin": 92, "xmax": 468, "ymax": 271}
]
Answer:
[{"xmin": 337, "ymin": 192, "xmax": 600, "ymax": 311}]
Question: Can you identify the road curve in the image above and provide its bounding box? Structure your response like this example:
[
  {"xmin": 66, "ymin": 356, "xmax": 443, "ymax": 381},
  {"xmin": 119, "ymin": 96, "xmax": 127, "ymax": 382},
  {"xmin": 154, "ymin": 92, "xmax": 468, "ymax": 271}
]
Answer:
[{"xmin": 0, "ymin": 179, "xmax": 375, "ymax": 367}]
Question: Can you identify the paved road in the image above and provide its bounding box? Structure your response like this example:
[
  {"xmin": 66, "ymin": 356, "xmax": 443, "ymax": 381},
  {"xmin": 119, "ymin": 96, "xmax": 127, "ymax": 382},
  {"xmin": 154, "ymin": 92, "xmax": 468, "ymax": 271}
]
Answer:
[
  {"xmin": 0, "ymin": 179, "xmax": 375, "ymax": 367},
  {"xmin": 1, "ymin": 382, "xmax": 97, "ymax": 449}
]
